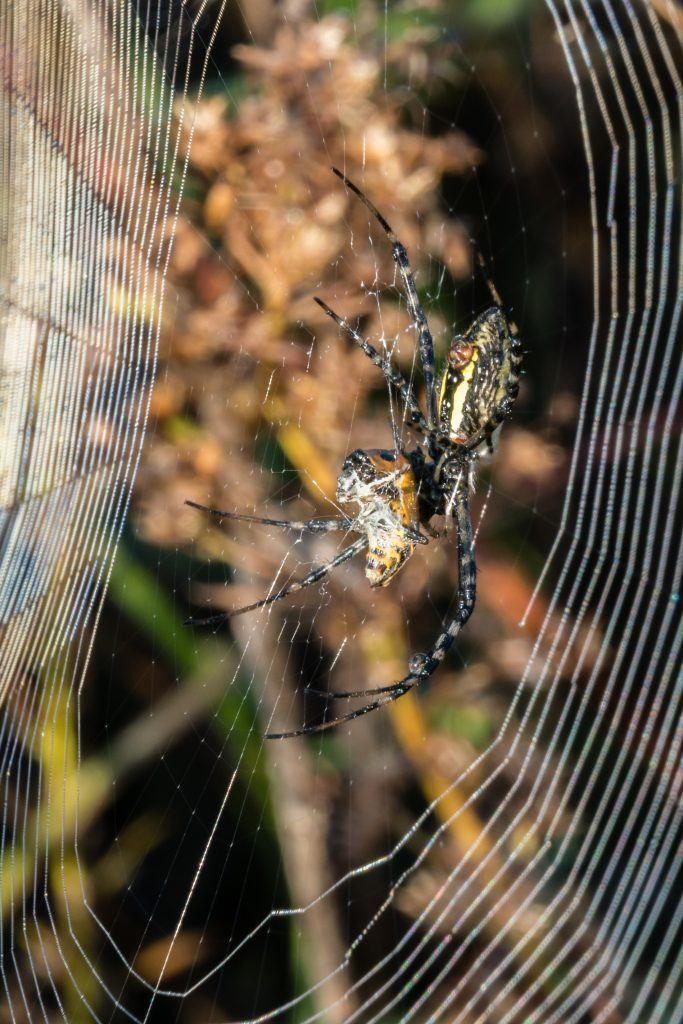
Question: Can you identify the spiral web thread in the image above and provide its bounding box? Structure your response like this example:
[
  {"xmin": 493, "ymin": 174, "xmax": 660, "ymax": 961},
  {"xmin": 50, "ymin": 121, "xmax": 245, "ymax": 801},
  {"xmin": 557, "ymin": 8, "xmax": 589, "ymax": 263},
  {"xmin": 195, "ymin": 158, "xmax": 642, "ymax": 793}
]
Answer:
[
  {"xmin": 0, "ymin": 0, "xmax": 224, "ymax": 1017},
  {"xmin": 0, "ymin": 0, "xmax": 681, "ymax": 1022}
]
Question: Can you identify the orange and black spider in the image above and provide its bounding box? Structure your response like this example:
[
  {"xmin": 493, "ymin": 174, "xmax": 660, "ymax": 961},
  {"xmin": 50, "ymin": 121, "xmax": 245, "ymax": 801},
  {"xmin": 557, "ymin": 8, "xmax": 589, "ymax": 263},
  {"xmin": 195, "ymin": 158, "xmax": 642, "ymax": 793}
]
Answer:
[{"xmin": 186, "ymin": 168, "xmax": 522, "ymax": 739}]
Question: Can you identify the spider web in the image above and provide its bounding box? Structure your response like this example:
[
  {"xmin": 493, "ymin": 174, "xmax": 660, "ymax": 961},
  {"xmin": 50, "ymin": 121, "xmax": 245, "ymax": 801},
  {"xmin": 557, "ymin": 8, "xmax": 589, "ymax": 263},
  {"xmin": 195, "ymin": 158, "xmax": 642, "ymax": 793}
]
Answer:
[{"xmin": 0, "ymin": 1, "xmax": 681, "ymax": 1022}]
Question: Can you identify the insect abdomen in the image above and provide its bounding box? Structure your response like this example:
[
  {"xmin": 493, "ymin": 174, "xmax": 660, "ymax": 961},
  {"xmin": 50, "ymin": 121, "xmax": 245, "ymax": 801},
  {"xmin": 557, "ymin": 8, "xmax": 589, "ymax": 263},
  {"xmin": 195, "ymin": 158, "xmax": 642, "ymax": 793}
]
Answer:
[{"xmin": 365, "ymin": 533, "xmax": 415, "ymax": 587}]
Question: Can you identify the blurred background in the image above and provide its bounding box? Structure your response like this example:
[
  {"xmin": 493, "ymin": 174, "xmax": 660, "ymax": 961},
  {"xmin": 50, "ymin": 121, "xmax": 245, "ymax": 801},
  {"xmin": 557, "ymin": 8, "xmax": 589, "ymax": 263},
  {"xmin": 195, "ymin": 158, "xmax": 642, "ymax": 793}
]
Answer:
[{"xmin": 2, "ymin": 0, "xmax": 681, "ymax": 1022}]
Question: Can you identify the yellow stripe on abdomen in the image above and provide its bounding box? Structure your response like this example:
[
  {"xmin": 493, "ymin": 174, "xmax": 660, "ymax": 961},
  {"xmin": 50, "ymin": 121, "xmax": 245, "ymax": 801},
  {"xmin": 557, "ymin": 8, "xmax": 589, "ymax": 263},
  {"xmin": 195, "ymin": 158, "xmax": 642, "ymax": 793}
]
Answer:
[{"xmin": 441, "ymin": 347, "xmax": 479, "ymax": 440}]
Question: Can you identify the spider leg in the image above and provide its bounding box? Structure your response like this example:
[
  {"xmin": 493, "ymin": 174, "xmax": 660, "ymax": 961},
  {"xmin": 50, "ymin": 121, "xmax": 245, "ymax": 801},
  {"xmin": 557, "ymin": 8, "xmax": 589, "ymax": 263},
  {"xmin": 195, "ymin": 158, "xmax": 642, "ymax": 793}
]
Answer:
[
  {"xmin": 403, "ymin": 524, "xmax": 429, "ymax": 546},
  {"xmin": 473, "ymin": 247, "xmax": 520, "ymax": 339},
  {"xmin": 265, "ymin": 685, "xmax": 411, "ymax": 739},
  {"xmin": 185, "ymin": 536, "xmax": 368, "ymax": 627},
  {"xmin": 314, "ymin": 297, "xmax": 428, "ymax": 435},
  {"xmin": 305, "ymin": 679, "xmax": 408, "ymax": 700},
  {"xmin": 185, "ymin": 500, "xmax": 353, "ymax": 534},
  {"xmin": 407, "ymin": 487, "xmax": 476, "ymax": 674},
  {"xmin": 332, "ymin": 167, "xmax": 438, "ymax": 430},
  {"xmin": 295, "ymin": 487, "xmax": 475, "ymax": 705},
  {"xmin": 389, "ymin": 414, "xmax": 403, "ymax": 452}
]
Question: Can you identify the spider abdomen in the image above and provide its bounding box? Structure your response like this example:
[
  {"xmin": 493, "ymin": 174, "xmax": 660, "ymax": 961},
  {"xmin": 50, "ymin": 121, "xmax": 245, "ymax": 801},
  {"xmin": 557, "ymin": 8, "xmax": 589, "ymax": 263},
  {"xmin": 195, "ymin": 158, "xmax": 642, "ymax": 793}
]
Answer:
[
  {"xmin": 336, "ymin": 448, "xmax": 422, "ymax": 587},
  {"xmin": 438, "ymin": 307, "xmax": 521, "ymax": 448}
]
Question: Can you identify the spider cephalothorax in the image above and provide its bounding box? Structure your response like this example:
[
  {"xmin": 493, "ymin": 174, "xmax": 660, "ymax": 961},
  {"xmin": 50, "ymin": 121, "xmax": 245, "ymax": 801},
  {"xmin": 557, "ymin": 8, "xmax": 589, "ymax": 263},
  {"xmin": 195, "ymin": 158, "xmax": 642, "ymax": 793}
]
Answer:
[{"xmin": 186, "ymin": 168, "xmax": 522, "ymax": 738}]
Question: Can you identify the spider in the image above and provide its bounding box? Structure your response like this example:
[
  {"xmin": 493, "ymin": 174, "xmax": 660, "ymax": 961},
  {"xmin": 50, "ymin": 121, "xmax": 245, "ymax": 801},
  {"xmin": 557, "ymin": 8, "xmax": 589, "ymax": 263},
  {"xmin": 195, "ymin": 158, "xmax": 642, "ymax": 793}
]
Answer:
[{"xmin": 186, "ymin": 168, "xmax": 522, "ymax": 739}]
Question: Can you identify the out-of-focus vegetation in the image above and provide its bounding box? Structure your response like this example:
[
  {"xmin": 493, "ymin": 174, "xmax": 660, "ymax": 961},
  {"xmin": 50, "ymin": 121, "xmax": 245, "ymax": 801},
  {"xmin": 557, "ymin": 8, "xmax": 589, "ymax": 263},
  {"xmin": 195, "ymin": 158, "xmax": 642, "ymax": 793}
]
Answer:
[{"xmin": 13, "ymin": 1, "xmax": 638, "ymax": 1021}]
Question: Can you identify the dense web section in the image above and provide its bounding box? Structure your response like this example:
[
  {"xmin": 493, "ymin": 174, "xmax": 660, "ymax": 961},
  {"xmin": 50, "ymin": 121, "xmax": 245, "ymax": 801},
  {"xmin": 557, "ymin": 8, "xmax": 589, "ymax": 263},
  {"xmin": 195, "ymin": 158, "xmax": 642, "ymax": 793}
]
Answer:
[{"xmin": 0, "ymin": 1, "xmax": 681, "ymax": 1022}]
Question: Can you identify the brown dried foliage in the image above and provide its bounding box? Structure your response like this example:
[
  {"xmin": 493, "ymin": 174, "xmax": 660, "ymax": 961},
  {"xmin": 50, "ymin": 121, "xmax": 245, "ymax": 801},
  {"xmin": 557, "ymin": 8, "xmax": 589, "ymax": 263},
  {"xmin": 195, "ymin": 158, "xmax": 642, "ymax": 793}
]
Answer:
[{"xmin": 137, "ymin": 15, "xmax": 481, "ymax": 552}]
